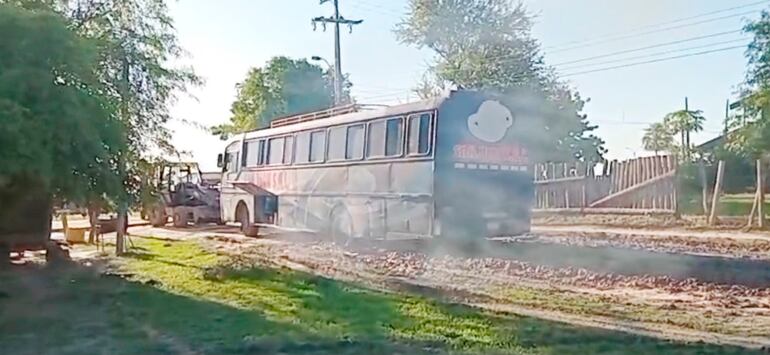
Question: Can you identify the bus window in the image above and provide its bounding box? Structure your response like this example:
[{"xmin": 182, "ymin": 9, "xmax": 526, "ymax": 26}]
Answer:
[
  {"xmin": 367, "ymin": 117, "xmax": 403, "ymax": 158},
  {"xmin": 367, "ymin": 120, "xmax": 386, "ymax": 157},
  {"xmin": 268, "ymin": 137, "xmax": 284, "ymax": 165},
  {"xmin": 385, "ymin": 117, "xmax": 403, "ymax": 156},
  {"xmin": 257, "ymin": 140, "xmax": 266, "ymax": 165},
  {"xmin": 310, "ymin": 130, "xmax": 326, "ymax": 163},
  {"xmin": 328, "ymin": 126, "xmax": 346, "ymax": 161},
  {"xmin": 226, "ymin": 151, "xmax": 238, "ymax": 172},
  {"xmin": 346, "ymin": 124, "xmax": 365, "ymax": 160},
  {"xmin": 295, "ymin": 131, "xmax": 311, "ymax": 164},
  {"xmin": 283, "ymin": 135, "xmax": 294, "ymax": 164},
  {"xmin": 244, "ymin": 140, "xmax": 261, "ymax": 167},
  {"xmin": 408, "ymin": 113, "xmax": 432, "ymax": 155}
]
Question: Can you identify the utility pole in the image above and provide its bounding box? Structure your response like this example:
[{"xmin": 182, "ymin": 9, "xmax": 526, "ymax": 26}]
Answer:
[{"xmin": 312, "ymin": 0, "xmax": 362, "ymax": 105}]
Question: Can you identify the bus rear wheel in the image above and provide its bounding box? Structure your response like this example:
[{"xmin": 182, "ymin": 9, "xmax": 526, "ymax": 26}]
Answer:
[{"xmin": 329, "ymin": 207, "xmax": 353, "ymax": 247}]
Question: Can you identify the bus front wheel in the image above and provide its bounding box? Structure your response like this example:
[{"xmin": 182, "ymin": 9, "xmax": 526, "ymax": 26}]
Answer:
[{"xmin": 237, "ymin": 203, "xmax": 259, "ymax": 238}]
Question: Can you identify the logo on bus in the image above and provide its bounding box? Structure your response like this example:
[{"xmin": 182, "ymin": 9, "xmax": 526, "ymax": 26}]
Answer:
[{"xmin": 467, "ymin": 100, "xmax": 513, "ymax": 143}]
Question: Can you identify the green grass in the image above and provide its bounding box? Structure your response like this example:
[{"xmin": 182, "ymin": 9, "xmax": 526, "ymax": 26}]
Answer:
[
  {"xmin": 680, "ymin": 193, "xmax": 770, "ymax": 216},
  {"xmin": 0, "ymin": 238, "xmax": 762, "ymax": 355},
  {"xmin": 500, "ymin": 287, "xmax": 759, "ymax": 337}
]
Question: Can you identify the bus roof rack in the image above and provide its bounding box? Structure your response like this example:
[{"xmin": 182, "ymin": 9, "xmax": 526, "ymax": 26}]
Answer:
[{"xmin": 270, "ymin": 104, "xmax": 361, "ymax": 128}]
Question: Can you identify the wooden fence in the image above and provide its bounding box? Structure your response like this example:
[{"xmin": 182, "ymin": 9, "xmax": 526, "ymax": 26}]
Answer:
[{"xmin": 534, "ymin": 155, "xmax": 678, "ymax": 214}]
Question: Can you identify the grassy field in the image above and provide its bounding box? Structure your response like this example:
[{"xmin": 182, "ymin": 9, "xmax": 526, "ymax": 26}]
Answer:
[
  {"xmin": 681, "ymin": 193, "xmax": 770, "ymax": 216},
  {"xmin": 0, "ymin": 238, "xmax": 761, "ymax": 355}
]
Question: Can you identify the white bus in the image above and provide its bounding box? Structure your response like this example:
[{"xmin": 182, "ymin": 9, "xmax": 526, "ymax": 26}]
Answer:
[{"xmin": 217, "ymin": 90, "xmax": 533, "ymax": 242}]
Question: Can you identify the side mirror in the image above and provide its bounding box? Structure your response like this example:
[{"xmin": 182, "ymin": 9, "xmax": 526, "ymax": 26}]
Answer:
[{"xmin": 217, "ymin": 153, "xmax": 224, "ymax": 168}]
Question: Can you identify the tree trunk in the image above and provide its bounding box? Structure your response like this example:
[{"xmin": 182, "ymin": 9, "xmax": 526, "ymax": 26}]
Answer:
[{"xmin": 87, "ymin": 202, "xmax": 99, "ymax": 244}]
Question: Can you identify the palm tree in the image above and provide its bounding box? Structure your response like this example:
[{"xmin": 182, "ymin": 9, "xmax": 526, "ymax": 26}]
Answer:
[
  {"xmin": 642, "ymin": 122, "xmax": 675, "ymax": 155},
  {"xmin": 663, "ymin": 109, "xmax": 705, "ymax": 159}
]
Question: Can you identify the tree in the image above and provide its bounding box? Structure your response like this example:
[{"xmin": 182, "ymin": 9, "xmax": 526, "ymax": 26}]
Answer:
[
  {"xmin": 0, "ymin": 5, "xmax": 124, "ymax": 222},
  {"xmin": 726, "ymin": 9, "xmax": 770, "ymax": 158},
  {"xmin": 412, "ymin": 71, "xmax": 449, "ymax": 100},
  {"xmin": 212, "ymin": 56, "xmax": 343, "ymax": 139},
  {"xmin": 642, "ymin": 122, "xmax": 675, "ymax": 155},
  {"xmin": 6, "ymin": 0, "xmax": 202, "ymax": 253},
  {"xmin": 396, "ymin": 0, "xmax": 605, "ymax": 162},
  {"xmin": 663, "ymin": 109, "xmax": 705, "ymax": 160}
]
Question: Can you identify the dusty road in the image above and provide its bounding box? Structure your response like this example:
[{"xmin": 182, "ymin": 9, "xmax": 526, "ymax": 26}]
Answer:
[{"xmin": 113, "ymin": 224, "xmax": 770, "ymax": 349}]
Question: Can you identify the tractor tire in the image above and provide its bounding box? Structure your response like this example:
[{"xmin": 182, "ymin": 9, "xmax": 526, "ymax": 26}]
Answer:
[
  {"xmin": 172, "ymin": 211, "xmax": 188, "ymax": 228},
  {"xmin": 149, "ymin": 205, "xmax": 168, "ymax": 227}
]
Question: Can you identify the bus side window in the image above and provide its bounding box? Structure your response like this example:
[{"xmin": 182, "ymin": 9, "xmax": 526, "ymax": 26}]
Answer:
[
  {"xmin": 310, "ymin": 130, "xmax": 326, "ymax": 163},
  {"xmin": 385, "ymin": 117, "xmax": 403, "ymax": 156},
  {"xmin": 283, "ymin": 135, "xmax": 294, "ymax": 164},
  {"xmin": 244, "ymin": 140, "xmax": 261, "ymax": 167},
  {"xmin": 328, "ymin": 126, "xmax": 346, "ymax": 161},
  {"xmin": 267, "ymin": 137, "xmax": 285, "ymax": 165},
  {"xmin": 408, "ymin": 113, "xmax": 432, "ymax": 155},
  {"xmin": 257, "ymin": 140, "xmax": 266, "ymax": 165},
  {"xmin": 295, "ymin": 131, "xmax": 311, "ymax": 164},
  {"xmin": 367, "ymin": 117, "xmax": 403, "ymax": 158},
  {"xmin": 367, "ymin": 120, "xmax": 386, "ymax": 158},
  {"xmin": 346, "ymin": 124, "xmax": 365, "ymax": 160}
]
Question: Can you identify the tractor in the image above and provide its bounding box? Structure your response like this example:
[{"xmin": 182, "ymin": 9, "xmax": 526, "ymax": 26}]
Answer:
[{"xmin": 144, "ymin": 162, "xmax": 222, "ymax": 227}]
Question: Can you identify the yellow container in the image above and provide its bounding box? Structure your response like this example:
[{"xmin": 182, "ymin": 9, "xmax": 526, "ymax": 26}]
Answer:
[{"xmin": 65, "ymin": 227, "xmax": 87, "ymax": 243}]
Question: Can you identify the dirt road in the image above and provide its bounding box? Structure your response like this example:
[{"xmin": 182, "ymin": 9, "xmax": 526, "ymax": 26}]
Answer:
[{"xmin": 120, "ymin": 225, "xmax": 770, "ymax": 349}]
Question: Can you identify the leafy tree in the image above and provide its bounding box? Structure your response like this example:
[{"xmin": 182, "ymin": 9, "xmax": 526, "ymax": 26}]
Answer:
[
  {"xmin": 212, "ymin": 56, "xmax": 344, "ymax": 139},
  {"xmin": 663, "ymin": 109, "xmax": 705, "ymax": 159},
  {"xmin": 0, "ymin": 5, "xmax": 124, "ymax": 211},
  {"xmin": 396, "ymin": 0, "xmax": 605, "ymax": 162},
  {"xmin": 726, "ymin": 9, "xmax": 770, "ymax": 158},
  {"xmin": 413, "ymin": 71, "xmax": 449, "ymax": 100},
  {"xmin": 7, "ymin": 0, "xmax": 202, "ymax": 252},
  {"xmin": 642, "ymin": 122, "xmax": 675, "ymax": 155}
]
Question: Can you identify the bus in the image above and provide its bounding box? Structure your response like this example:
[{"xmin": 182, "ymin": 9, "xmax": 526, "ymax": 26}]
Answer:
[{"xmin": 217, "ymin": 90, "xmax": 533, "ymax": 242}]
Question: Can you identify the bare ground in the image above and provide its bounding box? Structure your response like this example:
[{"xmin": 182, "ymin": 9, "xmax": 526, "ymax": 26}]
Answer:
[{"xmin": 167, "ymin": 230, "xmax": 770, "ymax": 349}]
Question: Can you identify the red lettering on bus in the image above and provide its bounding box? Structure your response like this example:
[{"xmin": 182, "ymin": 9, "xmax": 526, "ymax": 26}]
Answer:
[{"xmin": 453, "ymin": 143, "xmax": 528, "ymax": 164}]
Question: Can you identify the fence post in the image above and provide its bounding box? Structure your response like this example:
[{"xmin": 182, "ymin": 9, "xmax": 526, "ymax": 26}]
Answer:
[
  {"xmin": 708, "ymin": 160, "xmax": 725, "ymax": 225},
  {"xmin": 758, "ymin": 159, "xmax": 765, "ymax": 228}
]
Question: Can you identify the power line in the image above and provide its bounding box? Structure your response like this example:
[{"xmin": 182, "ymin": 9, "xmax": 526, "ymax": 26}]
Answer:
[
  {"xmin": 561, "ymin": 45, "xmax": 746, "ymax": 77},
  {"xmin": 558, "ymin": 37, "xmax": 749, "ymax": 71},
  {"xmin": 348, "ymin": 0, "xmax": 404, "ymax": 17},
  {"xmin": 551, "ymin": 30, "xmax": 742, "ymax": 67},
  {"xmin": 552, "ymin": 10, "xmax": 758, "ymax": 54},
  {"xmin": 545, "ymin": 1, "xmax": 767, "ymax": 51}
]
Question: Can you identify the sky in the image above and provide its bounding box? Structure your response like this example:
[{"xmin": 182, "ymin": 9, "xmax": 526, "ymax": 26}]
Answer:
[{"xmin": 165, "ymin": 0, "xmax": 764, "ymax": 171}]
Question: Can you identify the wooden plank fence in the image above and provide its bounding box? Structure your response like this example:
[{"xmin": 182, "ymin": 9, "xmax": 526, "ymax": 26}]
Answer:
[{"xmin": 534, "ymin": 155, "xmax": 678, "ymax": 214}]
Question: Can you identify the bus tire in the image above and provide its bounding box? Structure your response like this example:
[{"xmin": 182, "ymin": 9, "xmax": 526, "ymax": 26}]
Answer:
[
  {"xmin": 329, "ymin": 207, "xmax": 353, "ymax": 246},
  {"xmin": 172, "ymin": 211, "xmax": 188, "ymax": 228},
  {"xmin": 237, "ymin": 203, "xmax": 259, "ymax": 238}
]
